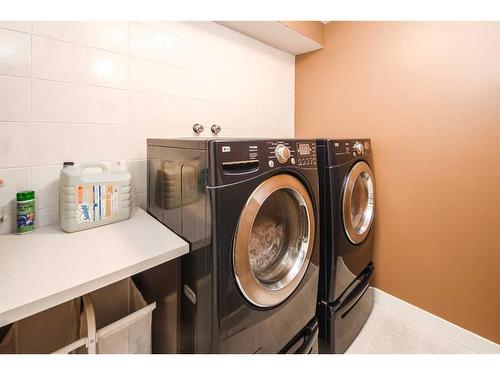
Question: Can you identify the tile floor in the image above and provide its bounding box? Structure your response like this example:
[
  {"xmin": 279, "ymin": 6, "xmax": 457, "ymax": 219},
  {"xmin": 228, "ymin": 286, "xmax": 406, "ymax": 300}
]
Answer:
[{"xmin": 346, "ymin": 303, "xmax": 476, "ymax": 354}]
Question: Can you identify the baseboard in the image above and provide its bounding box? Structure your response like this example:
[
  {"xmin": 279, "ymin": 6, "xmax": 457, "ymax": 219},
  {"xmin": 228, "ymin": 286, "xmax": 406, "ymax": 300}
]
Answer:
[{"xmin": 373, "ymin": 288, "xmax": 500, "ymax": 354}]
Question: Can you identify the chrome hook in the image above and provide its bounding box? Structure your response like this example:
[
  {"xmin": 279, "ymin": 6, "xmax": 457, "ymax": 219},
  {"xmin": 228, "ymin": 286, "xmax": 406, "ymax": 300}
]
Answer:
[
  {"xmin": 192, "ymin": 123, "xmax": 204, "ymax": 134},
  {"xmin": 211, "ymin": 124, "xmax": 221, "ymax": 135}
]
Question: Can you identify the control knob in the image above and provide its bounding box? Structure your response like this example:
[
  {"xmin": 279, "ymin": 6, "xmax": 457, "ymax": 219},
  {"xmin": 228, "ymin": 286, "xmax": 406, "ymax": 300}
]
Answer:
[
  {"xmin": 275, "ymin": 144, "xmax": 291, "ymax": 164},
  {"xmin": 353, "ymin": 142, "xmax": 364, "ymax": 154}
]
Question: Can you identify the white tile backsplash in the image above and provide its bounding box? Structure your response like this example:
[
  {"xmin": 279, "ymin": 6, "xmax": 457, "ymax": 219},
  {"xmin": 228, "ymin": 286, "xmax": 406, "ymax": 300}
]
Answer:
[
  {"xmin": 0, "ymin": 28, "xmax": 31, "ymax": 77},
  {"xmin": 86, "ymin": 47, "xmax": 129, "ymax": 89},
  {"xmin": 0, "ymin": 22, "xmax": 31, "ymax": 33},
  {"xmin": 0, "ymin": 75, "xmax": 30, "ymax": 121},
  {"xmin": 31, "ymin": 21, "xmax": 85, "ymax": 44},
  {"xmin": 85, "ymin": 124, "xmax": 147, "ymax": 161},
  {"xmin": 0, "ymin": 21, "xmax": 294, "ymax": 232},
  {"xmin": 0, "ymin": 168, "xmax": 30, "ymax": 214},
  {"xmin": 30, "ymin": 123, "xmax": 85, "ymax": 165},
  {"xmin": 163, "ymin": 33, "xmax": 194, "ymax": 68},
  {"xmin": 126, "ymin": 159, "xmax": 147, "ymax": 194},
  {"xmin": 32, "ymin": 36, "xmax": 85, "ymax": 83},
  {"xmin": 129, "ymin": 91, "xmax": 167, "ymax": 126},
  {"xmin": 30, "ymin": 165, "xmax": 61, "ymax": 209},
  {"xmin": 134, "ymin": 22, "xmax": 166, "ymax": 33},
  {"xmin": 32, "ymin": 80, "xmax": 85, "ymax": 123},
  {"xmin": 0, "ymin": 123, "xmax": 31, "ymax": 168},
  {"xmin": 0, "ymin": 212, "xmax": 16, "ymax": 235},
  {"xmin": 129, "ymin": 57, "xmax": 165, "ymax": 94},
  {"xmin": 86, "ymin": 85, "xmax": 129, "ymax": 125},
  {"xmin": 130, "ymin": 23, "xmax": 165, "ymax": 62},
  {"xmin": 86, "ymin": 22, "xmax": 129, "ymax": 54},
  {"xmin": 36, "ymin": 206, "xmax": 59, "ymax": 227},
  {"xmin": 131, "ymin": 192, "xmax": 147, "ymax": 210},
  {"xmin": 163, "ymin": 65, "xmax": 194, "ymax": 97}
]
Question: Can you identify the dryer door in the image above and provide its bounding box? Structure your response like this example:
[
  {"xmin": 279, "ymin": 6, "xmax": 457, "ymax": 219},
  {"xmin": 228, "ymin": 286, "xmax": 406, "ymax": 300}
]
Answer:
[
  {"xmin": 233, "ymin": 174, "xmax": 315, "ymax": 308},
  {"xmin": 342, "ymin": 161, "xmax": 375, "ymax": 244}
]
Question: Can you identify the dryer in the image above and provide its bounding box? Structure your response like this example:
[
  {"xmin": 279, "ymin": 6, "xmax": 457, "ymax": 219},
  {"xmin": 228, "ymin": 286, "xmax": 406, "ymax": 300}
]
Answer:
[
  {"xmin": 316, "ymin": 139, "xmax": 375, "ymax": 354},
  {"xmin": 147, "ymin": 138, "xmax": 320, "ymax": 353}
]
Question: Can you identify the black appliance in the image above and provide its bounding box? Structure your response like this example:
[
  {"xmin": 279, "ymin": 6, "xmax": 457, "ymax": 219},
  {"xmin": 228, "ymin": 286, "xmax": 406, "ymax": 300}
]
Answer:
[
  {"xmin": 316, "ymin": 139, "xmax": 375, "ymax": 354},
  {"xmin": 147, "ymin": 138, "xmax": 320, "ymax": 353}
]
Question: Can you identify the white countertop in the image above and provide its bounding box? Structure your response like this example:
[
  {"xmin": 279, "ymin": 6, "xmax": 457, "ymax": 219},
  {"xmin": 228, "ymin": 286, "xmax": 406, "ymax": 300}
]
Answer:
[{"xmin": 0, "ymin": 208, "xmax": 188, "ymax": 327}]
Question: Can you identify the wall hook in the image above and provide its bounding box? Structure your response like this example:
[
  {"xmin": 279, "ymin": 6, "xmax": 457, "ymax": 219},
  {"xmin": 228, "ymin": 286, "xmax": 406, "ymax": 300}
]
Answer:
[
  {"xmin": 211, "ymin": 124, "xmax": 221, "ymax": 135},
  {"xmin": 192, "ymin": 123, "xmax": 204, "ymax": 134}
]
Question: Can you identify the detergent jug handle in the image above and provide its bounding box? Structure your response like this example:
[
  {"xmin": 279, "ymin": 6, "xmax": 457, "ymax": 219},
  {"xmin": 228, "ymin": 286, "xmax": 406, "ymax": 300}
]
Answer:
[{"xmin": 79, "ymin": 163, "xmax": 109, "ymax": 173}]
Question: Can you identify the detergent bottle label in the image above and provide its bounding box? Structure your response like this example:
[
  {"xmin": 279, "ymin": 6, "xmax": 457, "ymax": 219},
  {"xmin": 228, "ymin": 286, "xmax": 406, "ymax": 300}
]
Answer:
[{"xmin": 75, "ymin": 184, "xmax": 120, "ymax": 223}]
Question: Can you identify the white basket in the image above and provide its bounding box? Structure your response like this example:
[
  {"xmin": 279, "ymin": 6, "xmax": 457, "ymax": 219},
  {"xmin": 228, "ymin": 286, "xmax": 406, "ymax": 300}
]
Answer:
[
  {"xmin": 53, "ymin": 279, "xmax": 156, "ymax": 354},
  {"xmin": 0, "ymin": 299, "xmax": 81, "ymax": 354}
]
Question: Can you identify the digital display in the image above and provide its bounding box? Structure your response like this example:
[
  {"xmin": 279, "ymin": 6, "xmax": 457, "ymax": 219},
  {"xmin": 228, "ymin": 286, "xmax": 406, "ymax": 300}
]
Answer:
[{"xmin": 298, "ymin": 143, "xmax": 311, "ymax": 156}]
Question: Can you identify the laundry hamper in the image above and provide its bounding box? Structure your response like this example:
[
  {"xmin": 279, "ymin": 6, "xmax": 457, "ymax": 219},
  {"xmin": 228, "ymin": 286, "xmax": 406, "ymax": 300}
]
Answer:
[
  {"xmin": 54, "ymin": 278, "xmax": 156, "ymax": 354},
  {"xmin": 0, "ymin": 299, "xmax": 81, "ymax": 354}
]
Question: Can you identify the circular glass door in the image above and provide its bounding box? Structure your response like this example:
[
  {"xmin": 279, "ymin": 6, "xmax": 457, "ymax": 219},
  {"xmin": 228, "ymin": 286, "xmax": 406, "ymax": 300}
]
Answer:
[
  {"xmin": 233, "ymin": 174, "xmax": 315, "ymax": 308},
  {"xmin": 342, "ymin": 161, "xmax": 375, "ymax": 244}
]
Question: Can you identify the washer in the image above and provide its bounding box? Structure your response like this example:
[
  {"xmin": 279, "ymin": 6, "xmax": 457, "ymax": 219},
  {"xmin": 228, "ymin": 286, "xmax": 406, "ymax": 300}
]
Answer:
[
  {"xmin": 147, "ymin": 138, "xmax": 320, "ymax": 353},
  {"xmin": 316, "ymin": 139, "xmax": 376, "ymax": 354}
]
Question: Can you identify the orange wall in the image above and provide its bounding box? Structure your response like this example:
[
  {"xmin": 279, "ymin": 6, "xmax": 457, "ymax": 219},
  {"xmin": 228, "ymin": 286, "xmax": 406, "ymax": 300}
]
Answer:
[
  {"xmin": 280, "ymin": 21, "xmax": 325, "ymax": 45},
  {"xmin": 295, "ymin": 21, "xmax": 500, "ymax": 343}
]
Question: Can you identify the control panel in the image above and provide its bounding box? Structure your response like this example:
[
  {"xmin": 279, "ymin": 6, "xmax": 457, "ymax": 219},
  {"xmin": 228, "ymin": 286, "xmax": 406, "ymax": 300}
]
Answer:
[
  {"xmin": 212, "ymin": 139, "xmax": 317, "ymax": 186},
  {"xmin": 215, "ymin": 139, "xmax": 316, "ymax": 174},
  {"xmin": 330, "ymin": 139, "xmax": 371, "ymax": 164},
  {"xmin": 266, "ymin": 140, "xmax": 316, "ymax": 168}
]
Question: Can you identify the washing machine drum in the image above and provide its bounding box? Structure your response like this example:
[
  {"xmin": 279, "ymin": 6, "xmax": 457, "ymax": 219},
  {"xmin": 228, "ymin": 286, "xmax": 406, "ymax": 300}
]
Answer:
[
  {"xmin": 233, "ymin": 174, "xmax": 315, "ymax": 308},
  {"xmin": 342, "ymin": 161, "xmax": 375, "ymax": 245}
]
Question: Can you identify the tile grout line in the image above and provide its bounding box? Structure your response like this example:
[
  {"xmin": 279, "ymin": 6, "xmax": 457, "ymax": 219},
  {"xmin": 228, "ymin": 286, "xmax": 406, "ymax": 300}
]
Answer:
[
  {"xmin": 29, "ymin": 21, "xmax": 33, "ymax": 187},
  {"xmin": 0, "ymin": 26, "xmax": 30, "ymax": 35},
  {"xmin": 127, "ymin": 21, "xmax": 132, "ymax": 127},
  {"xmin": 83, "ymin": 22, "xmax": 88, "ymax": 163}
]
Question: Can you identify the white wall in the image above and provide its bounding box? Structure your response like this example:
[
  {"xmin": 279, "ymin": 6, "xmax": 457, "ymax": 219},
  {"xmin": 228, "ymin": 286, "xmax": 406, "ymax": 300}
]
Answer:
[{"xmin": 0, "ymin": 21, "xmax": 295, "ymax": 233}]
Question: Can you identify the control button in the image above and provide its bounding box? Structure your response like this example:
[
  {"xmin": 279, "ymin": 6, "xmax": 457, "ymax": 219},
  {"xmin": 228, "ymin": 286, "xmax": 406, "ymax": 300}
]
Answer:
[
  {"xmin": 268, "ymin": 160, "xmax": 274, "ymax": 168},
  {"xmin": 291, "ymin": 157, "xmax": 295, "ymax": 165},
  {"xmin": 275, "ymin": 144, "xmax": 291, "ymax": 164},
  {"xmin": 353, "ymin": 142, "xmax": 364, "ymax": 154}
]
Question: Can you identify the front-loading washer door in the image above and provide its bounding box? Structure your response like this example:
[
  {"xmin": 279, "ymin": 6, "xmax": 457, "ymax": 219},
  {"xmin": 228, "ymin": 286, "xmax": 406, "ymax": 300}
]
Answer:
[
  {"xmin": 342, "ymin": 161, "xmax": 375, "ymax": 245},
  {"xmin": 233, "ymin": 174, "xmax": 315, "ymax": 308}
]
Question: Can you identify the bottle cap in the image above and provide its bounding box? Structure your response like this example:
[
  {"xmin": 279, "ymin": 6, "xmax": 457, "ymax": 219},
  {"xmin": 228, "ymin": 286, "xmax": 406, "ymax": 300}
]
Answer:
[{"xmin": 17, "ymin": 190, "xmax": 35, "ymax": 201}]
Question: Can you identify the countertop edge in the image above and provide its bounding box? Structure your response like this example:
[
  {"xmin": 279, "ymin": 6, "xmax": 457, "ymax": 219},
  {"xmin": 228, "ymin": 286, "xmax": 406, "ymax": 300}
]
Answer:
[
  {"xmin": 0, "ymin": 243, "xmax": 187, "ymax": 327},
  {"xmin": 0, "ymin": 209, "xmax": 189, "ymax": 328}
]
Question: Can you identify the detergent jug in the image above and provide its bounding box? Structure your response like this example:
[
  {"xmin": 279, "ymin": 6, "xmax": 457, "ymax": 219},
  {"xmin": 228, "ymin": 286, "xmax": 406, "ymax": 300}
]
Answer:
[{"xmin": 59, "ymin": 162, "xmax": 132, "ymax": 233}]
